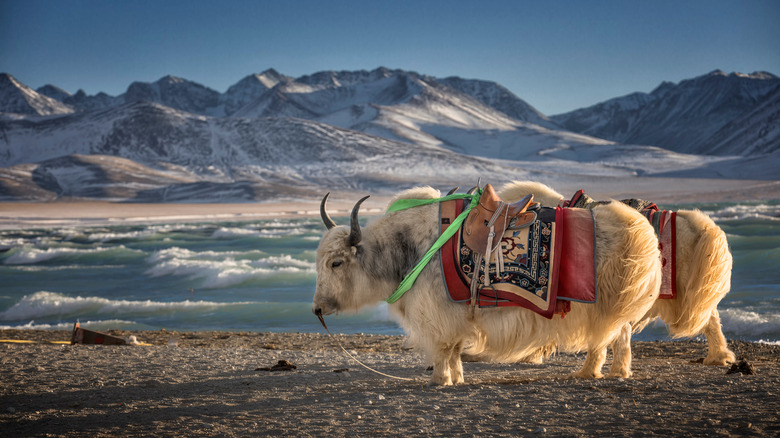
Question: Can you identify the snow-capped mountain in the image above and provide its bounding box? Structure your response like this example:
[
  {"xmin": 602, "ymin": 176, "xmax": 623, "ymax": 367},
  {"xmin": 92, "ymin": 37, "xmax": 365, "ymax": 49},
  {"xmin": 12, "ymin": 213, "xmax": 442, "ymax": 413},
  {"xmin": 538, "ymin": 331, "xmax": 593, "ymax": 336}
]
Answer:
[
  {"xmin": 219, "ymin": 69, "xmax": 292, "ymax": 116},
  {"xmin": 0, "ymin": 100, "xmax": 539, "ymax": 201},
  {"xmin": 438, "ymin": 76, "xmax": 558, "ymax": 129},
  {"xmin": 233, "ymin": 67, "xmax": 422, "ymax": 120},
  {"xmin": 31, "ymin": 70, "xmax": 292, "ymax": 117},
  {"xmin": 62, "ymin": 89, "xmax": 124, "ymax": 113},
  {"xmin": 123, "ymin": 75, "xmax": 222, "ymax": 116},
  {"xmin": 0, "ymin": 73, "xmax": 75, "ymax": 117},
  {"xmin": 233, "ymin": 67, "xmax": 610, "ymax": 161},
  {"xmin": 1, "ymin": 68, "xmax": 778, "ymax": 201},
  {"xmin": 552, "ymin": 70, "xmax": 780, "ymax": 155},
  {"xmin": 36, "ymin": 84, "xmax": 72, "ymax": 102},
  {"xmin": 707, "ymin": 84, "xmax": 780, "ymax": 155}
]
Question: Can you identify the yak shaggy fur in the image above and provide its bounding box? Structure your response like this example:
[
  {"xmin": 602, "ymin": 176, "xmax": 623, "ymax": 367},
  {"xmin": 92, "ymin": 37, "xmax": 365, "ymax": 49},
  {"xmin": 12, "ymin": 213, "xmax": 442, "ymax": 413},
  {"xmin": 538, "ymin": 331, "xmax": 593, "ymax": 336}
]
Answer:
[
  {"xmin": 313, "ymin": 186, "xmax": 661, "ymax": 385},
  {"xmin": 499, "ymin": 181, "xmax": 736, "ymax": 367}
]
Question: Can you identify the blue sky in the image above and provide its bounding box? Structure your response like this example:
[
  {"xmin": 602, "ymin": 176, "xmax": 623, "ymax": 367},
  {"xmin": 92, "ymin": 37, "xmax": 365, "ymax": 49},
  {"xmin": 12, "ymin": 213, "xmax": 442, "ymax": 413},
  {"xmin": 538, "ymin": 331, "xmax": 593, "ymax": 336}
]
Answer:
[{"xmin": 1, "ymin": 0, "xmax": 778, "ymax": 115}]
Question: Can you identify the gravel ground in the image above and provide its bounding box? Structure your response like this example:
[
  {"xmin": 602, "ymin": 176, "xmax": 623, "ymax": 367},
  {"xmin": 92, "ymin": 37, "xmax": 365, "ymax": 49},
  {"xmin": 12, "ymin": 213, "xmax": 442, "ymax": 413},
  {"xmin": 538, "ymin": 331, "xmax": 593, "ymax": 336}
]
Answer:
[{"xmin": 1, "ymin": 330, "xmax": 778, "ymax": 437}]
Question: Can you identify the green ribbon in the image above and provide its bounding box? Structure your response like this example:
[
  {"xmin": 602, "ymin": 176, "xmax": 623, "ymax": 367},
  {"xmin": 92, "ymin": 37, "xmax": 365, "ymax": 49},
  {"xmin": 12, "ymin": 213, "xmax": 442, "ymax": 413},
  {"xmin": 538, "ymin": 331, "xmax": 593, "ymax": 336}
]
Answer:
[{"xmin": 385, "ymin": 191, "xmax": 480, "ymax": 304}]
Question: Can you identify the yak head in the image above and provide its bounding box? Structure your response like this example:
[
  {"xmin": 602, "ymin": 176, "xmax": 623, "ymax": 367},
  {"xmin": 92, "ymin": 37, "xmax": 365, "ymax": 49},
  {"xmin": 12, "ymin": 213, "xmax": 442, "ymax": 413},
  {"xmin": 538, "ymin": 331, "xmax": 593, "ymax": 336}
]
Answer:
[{"xmin": 312, "ymin": 193, "xmax": 372, "ymax": 316}]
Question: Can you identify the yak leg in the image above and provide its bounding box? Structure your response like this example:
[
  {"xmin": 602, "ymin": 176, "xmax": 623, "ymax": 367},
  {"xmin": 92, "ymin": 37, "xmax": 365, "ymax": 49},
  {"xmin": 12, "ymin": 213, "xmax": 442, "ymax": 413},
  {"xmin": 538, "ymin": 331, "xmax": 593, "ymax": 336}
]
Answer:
[
  {"xmin": 448, "ymin": 341, "xmax": 465, "ymax": 384},
  {"xmin": 521, "ymin": 348, "xmax": 548, "ymax": 365},
  {"xmin": 702, "ymin": 309, "xmax": 736, "ymax": 365},
  {"xmin": 608, "ymin": 323, "xmax": 633, "ymax": 378},
  {"xmin": 430, "ymin": 341, "xmax": 464, "ymax": 386},
  {"xmin": 572, "ymin": 346, "xmax": 606, "ymax": 379}
]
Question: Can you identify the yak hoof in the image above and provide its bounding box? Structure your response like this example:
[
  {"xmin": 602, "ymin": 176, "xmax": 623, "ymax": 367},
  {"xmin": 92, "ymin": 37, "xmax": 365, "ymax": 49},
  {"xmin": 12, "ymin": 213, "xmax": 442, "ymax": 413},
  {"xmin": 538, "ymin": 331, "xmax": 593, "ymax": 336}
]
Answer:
[
  {"xmin": 608, "ymin": 369, "xmax": 633, "ymax": 379},
  {"xmin": 427, "ymin": 377, "xmax": 453, "ymax": 386},
  {"xmin": 703, "ymin": 351, "xmax": 737, "ymax": 366},
  {"xmin": 571, "ymin": 369, "xmax": 604, "ymax": 379}
]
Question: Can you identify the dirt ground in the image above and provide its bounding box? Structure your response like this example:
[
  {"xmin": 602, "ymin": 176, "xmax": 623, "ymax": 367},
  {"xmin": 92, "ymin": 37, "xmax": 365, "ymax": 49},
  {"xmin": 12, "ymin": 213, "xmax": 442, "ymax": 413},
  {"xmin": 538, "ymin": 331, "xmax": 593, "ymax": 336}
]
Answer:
[{"xmin": 1, "ymin": 330, "xmax": 778, "ymax": 437}]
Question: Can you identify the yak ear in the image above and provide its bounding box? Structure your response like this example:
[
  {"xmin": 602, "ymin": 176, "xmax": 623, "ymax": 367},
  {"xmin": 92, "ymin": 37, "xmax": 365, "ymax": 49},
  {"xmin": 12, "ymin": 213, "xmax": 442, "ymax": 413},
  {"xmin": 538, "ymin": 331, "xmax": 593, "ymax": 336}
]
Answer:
[{"xmin": 347, "ymin": 195, "xmax": 370, "ymax": 247}]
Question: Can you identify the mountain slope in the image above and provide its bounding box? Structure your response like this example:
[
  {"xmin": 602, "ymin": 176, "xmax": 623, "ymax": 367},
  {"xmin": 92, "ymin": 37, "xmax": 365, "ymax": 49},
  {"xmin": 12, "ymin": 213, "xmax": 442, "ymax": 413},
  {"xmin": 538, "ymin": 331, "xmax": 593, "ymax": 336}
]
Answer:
[
  {"xmin": 552, "ymin": 70, "xmax": 780, "ymax": 155},
  {"xmin": 233, "ymin": 67, "xmax": 614, "ymax": 161},
  {"xmin": 36, "ymin": 84, "xmax": 72, "ymax": 102},
  {"xmin": 0, "ymin": 73, "xmax": 75, "ymax": 116},
  {"xmin": 2, "ymin": 68, "xmax": 778, "ymax": 202},
  {"xmin": 123, "ymin": 75, "xmax": 221, "ymax": 116},
  {"xmin": 438, "ymin": 76, "xmax": 558, "ymax": 129},
  {"xmin": 707, "ymin": 85, "xmax": 780, "ymax": 155},
  {"xmin": 219, "ymin": 69, "xmax": 292, "ymax": 116},
  {"xmin": 0, "ymin": 101, "xmax": 535, "ymax": 201},
  {"xmin": 63, "ymin": 90, "xmax": 124, "ymax": 113}
]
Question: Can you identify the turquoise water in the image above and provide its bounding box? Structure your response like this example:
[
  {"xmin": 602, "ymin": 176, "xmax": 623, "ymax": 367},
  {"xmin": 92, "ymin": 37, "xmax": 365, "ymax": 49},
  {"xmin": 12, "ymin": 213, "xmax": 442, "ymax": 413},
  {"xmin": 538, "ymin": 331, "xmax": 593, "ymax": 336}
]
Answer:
[{"xmin": 1, "ymin": 201, "xmax": 778, "ymax": 343}]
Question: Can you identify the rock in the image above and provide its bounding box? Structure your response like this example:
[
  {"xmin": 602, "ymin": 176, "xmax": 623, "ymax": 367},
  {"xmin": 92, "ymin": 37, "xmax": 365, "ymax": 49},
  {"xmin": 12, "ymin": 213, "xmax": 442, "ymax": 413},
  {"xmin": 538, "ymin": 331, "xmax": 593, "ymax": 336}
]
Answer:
[
  {"xmin": 255, "ymin": 360, "xmax": 297, "ymax": 372},
  {"xmin": 726, "ymin": 360, "xmax": 756, "ymax": 375}
]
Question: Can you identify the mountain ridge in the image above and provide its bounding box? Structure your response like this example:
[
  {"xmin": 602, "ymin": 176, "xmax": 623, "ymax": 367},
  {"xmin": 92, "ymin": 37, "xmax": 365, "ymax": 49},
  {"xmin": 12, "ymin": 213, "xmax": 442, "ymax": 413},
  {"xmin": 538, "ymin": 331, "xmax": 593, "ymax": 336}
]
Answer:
[
  {"xmin": 552, "ymin": 70, "xmax": 780, "ymax": 155},
  {"xmin": 0, "ymin": 73, "xmax": 75, "ymax": 117},
  {"xmin": 6, "ymin": 68, "xmax": 776, "ymax": 157},
  {"xmin": 1, "ymin": 68, "xmax": 777, "ymax": 202}
]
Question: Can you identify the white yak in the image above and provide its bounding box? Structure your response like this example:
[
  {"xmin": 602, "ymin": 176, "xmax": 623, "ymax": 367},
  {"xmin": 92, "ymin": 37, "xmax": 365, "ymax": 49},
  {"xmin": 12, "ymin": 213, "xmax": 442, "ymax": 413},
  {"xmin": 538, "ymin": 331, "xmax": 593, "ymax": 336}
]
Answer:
[
  {"xmin": 498, "ymin": 181, "xmax": 736, "ymax": 367},
  {"xmin": 313, "ymin": 186, "xmax": 661, "ymax": 385}
]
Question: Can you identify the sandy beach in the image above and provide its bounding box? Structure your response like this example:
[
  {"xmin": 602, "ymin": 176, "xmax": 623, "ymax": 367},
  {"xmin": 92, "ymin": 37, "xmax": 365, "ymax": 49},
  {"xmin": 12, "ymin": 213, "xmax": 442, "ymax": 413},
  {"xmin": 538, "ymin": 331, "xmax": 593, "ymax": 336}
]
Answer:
[
  {"xmin": 1, "ymin": 177, "xmax": 779, "ymax": 436},
  {"xmin": 0, "ymin": 198, "xmax": 390, "ymax": 231},
  {"xmin": 1, "ymin": 175, "xmax": 779, "ymax": 230},
  {"xmin": 0, "ymin": 330, "xmax": 778, "ymax": 437}
]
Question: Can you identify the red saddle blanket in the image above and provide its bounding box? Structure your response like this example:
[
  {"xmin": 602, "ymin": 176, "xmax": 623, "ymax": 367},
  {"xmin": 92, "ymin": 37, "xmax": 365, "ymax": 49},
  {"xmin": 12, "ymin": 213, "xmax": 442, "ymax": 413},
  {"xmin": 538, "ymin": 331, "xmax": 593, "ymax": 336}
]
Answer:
[
  {"xmin": 642, "ymin": 208, "xmax": 677, "ymax": 299},
  {"xmin": 566, "ymin": 190, "xmax": 676, "ymax": 299},
  {"xmin": 439, "ymin": 199, "xmax": 597, "ymax": 319}
]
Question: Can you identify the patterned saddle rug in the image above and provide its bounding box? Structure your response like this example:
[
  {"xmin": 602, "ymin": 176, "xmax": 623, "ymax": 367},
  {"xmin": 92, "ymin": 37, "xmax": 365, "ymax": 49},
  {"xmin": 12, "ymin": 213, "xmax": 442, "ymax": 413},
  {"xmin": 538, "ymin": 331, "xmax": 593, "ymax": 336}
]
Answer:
[
  {"xmin": 439, "ymin": 199, "xmax": 597, "ymax": 319},
  {"xmin": 566, "ymin": 190, "xmax": 677, "ymax": 299}
]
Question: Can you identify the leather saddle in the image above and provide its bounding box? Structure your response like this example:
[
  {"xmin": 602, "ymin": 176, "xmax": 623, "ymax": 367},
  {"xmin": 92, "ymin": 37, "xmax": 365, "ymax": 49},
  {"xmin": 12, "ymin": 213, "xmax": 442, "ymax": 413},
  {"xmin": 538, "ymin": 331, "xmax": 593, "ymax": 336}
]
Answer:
[{"xmin": 463, "ymin": 184, "xmax": 535, "ymax": 256}]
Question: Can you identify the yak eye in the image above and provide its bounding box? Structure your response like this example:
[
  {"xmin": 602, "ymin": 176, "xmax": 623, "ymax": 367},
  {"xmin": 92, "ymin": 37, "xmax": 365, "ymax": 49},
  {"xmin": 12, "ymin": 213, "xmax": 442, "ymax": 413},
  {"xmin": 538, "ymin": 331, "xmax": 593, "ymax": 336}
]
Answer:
[{"xmin": 331, "ymin": 260, "xmax": 343, "ymax": 268}]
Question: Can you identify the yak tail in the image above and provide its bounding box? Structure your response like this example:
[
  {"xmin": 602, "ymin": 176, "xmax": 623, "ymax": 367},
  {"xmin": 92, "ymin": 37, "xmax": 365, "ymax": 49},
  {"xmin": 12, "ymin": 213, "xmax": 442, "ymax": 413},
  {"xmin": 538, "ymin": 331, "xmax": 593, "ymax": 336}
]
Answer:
[{"xmin": 667, "ymin": 211, "xmax": 733, "ymax": 338}]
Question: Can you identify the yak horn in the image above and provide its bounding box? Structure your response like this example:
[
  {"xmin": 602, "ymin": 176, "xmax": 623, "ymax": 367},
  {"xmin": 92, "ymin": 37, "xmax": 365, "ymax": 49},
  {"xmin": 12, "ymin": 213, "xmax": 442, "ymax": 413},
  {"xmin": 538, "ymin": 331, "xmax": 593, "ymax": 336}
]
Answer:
[
  {"xmin": 446, "ymin": 187, "xmax": 460, "ymax": 195},
  {"xmin": 466, "ymin": 186, "xmax": 478, "ymax": 195},
  {"xmin": 348, "ymin": 195, "xmax": 370, "ymax": 246},
  {"xmin": 320, "ymin": 193, "xmax": 337, "ymax": 230}
]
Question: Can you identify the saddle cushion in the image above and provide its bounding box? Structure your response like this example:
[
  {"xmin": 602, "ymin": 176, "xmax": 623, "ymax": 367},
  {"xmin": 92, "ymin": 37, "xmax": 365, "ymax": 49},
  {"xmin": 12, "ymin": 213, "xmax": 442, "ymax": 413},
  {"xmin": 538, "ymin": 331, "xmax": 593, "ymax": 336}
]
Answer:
[
  {"xmin": 440, "ymin": 199, "xmax": 597, "ymax": 319},
  {"xmin": 567, "ymin": 190, "xmax": 677, "ymax": 299},
  {"xmin": 642, "ymin": 208, "xmax": 677, "ymax": 299}
]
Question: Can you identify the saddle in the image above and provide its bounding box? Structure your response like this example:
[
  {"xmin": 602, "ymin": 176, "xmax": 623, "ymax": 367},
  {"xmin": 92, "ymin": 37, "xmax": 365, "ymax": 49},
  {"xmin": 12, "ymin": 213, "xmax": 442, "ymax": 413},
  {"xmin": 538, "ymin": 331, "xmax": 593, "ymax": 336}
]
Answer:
[
  {"xmin": 439, "ymin": 193, "xmax": 597, "ymax": 319},
  {"xmin": 463, "ymin": 184, "xmax": 535, "ymax": 257}
]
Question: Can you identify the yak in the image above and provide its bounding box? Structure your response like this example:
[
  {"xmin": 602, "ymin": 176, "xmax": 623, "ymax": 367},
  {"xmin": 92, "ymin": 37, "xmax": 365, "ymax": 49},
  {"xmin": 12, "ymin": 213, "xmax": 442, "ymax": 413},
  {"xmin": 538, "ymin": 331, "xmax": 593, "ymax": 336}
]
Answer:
[
  {"xmin": 498, "ymin": 181, "xmax": 736, "ymax": 367},
  {"xmin": 313, "ymin": 186, "xmax": 661, "ymax": 385}
]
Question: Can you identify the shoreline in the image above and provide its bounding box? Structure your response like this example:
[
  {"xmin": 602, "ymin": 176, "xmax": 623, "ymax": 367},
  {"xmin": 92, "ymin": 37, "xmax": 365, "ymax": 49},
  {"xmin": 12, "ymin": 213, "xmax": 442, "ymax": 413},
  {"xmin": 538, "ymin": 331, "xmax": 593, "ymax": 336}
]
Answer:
[
  {"xmin": 1, "ymin": 176, "xmax": 778, "ymax": 230},
  {"xmin": 0, "ymin": 199, "xmax": 390, "ymax": 230},
  {"xmin": 1, "ymin": 330, "xmax": 778, "ymax": 436}
]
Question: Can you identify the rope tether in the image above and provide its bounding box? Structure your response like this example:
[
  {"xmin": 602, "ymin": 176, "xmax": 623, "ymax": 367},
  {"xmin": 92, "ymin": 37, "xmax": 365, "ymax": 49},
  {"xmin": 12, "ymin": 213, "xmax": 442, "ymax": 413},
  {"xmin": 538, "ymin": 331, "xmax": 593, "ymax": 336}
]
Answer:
[{"xmin": 315, "ymin": 310, "xmax": 419, "ymax": 382}]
